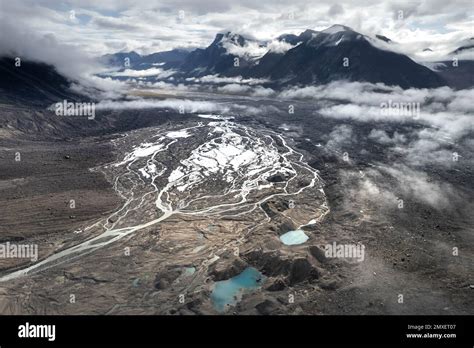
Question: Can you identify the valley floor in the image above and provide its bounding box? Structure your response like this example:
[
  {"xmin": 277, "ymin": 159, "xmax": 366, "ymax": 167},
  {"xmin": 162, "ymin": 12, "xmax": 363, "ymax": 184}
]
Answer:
[{"xmin": 0, "ymin": 96, "xmax": 472, "ymax": 315}]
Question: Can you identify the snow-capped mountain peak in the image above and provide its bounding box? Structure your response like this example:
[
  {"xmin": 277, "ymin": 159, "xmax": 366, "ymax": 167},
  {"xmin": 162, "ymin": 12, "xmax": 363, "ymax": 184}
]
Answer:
[
  {"xmin": 216, "ymin": 32, "xmax": 267, "ymax": 59},
  {"xmin": 218, "ymin": 32, "xmax": 247, "ymax": 46},
  {"xmin": 307, "ymin": 25, "xmax": 363, "ymax": 47},
  {"xmin": 321, "ymin": 24, "xmax": 354, "ymax": 35}
]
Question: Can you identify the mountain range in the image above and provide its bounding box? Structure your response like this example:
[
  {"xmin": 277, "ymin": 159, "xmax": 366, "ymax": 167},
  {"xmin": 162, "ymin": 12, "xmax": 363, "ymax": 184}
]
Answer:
[
  {"xmin": 247, "ymin": 25, "xmax": 445, "ymax": 88},
  {"xmin": 1, "ymin": 24, "xmax": 472, "ymax": 105},
  {"xmin": 101, "ymin": 48, "xmax": 190, "ymax": 70},
  {"xmin": 103, "ymin": 25, "xmax": 474, "ymax": 89}
]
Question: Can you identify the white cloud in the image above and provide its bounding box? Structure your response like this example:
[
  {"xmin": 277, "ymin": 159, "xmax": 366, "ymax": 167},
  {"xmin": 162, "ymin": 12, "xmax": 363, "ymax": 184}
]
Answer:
[
  {"xmin": 105, "ymin": 68, "xmax": 176, "ymax": 78},
  {"xmin": 343, "ymin": 163, "xmax": 458, "ymax": 211},
  {"xmin": 95, "ymin": 98, "xmax": 229, "ymax": 114},
  {"xmin": 368, "ymin": 129, "xmax": 407, "ymax": 145},
  {"xmin": 185, "ymin": 74, "xmax": 269, "ymax": 85},
  {"xmin": 378, "ymin": 164, "xmax": 456, "ymax": 209},
  {"xmin": 266, "ymin": 40, "xmax": 295, "ymax": 54},
  {"xmin": 217, "ymin": 84, "xmax": 250, "ymax": 94},
  {"xmin": 221, "ymin": 37, "xmax": 268, "ymax": 59}
]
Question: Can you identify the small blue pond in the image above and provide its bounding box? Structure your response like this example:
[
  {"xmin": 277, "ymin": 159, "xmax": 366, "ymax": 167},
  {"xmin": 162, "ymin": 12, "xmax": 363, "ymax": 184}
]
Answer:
[
  {"xmin": 211, "ymin": 267, "xmax": 265, "ymax": 312},
  {"xmin": 280, "ymin": 229, "xmax": 309, "ymax": 245}
]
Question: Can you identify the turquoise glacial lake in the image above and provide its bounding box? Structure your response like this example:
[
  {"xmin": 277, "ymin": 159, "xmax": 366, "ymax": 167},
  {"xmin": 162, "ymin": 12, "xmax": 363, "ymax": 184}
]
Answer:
[
  {"xmin": 280, "ymin": 229, "xmax": 309, "ymax": 245},
  {"xmin": 211, "ymin": 267, "xmax": 265, "ymax": 312}
]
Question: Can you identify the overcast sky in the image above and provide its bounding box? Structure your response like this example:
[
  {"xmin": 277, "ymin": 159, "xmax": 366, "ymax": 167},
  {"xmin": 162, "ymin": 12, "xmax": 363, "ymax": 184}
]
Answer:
[{"xmin": 1, "ymin": 0, "xmax": 472, "ymax": 56}]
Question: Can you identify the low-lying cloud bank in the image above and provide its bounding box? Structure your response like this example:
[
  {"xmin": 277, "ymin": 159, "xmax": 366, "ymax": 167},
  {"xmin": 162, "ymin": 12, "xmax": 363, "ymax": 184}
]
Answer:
[
  {"xmin": 0, "ymin": 17, "xmax": 127, "ymax": 99},
  {"xmin": 196, "ymin": 80, "xmax": 474, "ymax": 142},
  {"xmin": 185, "ymin": 75, "xmax": 269, "ymax": 85},
  {"xmin": 341, "ymin": 162, "xmax": 464, "ymax": 216},
  {"xmin": 94, "ymin": 98, "xmax": 278, "ymax": 116},
  {"xmin": 95, "ymin": 99, "xmax": 230, "ymax": 114},
  {"xmin": 105, "ymin": 68, "xmax": 177, "ymax": 79},
  {"xmin": 299, "ymin": 82, "xmax": 473, "ymax": 171},
  {"xmin": 281, "ymin": 81, "xmax": 474, "ymax": 215}
]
